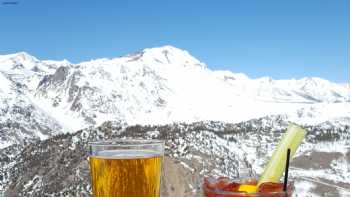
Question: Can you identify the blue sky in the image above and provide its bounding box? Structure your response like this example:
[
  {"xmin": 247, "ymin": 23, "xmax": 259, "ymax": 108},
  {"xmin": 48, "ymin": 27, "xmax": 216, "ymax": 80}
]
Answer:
[{"xmin": 0, "ymin": 0, "xmax": 350, "ymax": 82}]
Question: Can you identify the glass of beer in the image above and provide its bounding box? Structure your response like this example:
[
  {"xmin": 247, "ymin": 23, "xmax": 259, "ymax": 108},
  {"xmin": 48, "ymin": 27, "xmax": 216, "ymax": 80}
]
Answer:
[{"xmin": 89, "ymin": 139, "xmax": 164, "ymax": 197}]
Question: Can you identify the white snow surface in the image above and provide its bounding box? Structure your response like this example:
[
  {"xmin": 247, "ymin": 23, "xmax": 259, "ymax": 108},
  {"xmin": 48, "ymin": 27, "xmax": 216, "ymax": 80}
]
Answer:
[{"xmin": 294, "ymin": 181, "xmax": 320, "ymax": 197}]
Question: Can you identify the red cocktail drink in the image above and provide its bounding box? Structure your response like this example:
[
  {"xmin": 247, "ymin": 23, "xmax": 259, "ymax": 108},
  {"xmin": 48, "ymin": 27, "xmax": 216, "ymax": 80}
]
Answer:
[
  {"xmin": 203, "ymin": 177, "xmax": 294, "ymax": 197},
  {"xmin": 203, "ymin": 124, "xmax": 305, "ymax": 197}
]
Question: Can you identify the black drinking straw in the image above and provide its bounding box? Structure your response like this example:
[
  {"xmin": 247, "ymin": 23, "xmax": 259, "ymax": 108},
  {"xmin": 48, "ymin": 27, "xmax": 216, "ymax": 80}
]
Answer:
[{"xmin": 283, "ymin": 148, "xmax": 291, "ymax": 193}]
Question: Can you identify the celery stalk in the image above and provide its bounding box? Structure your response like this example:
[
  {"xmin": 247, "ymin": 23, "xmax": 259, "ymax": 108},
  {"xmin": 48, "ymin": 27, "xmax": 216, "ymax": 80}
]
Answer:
[{"xmin": 257, "ymin": 123, "xmax": 306, "ymax": 186}]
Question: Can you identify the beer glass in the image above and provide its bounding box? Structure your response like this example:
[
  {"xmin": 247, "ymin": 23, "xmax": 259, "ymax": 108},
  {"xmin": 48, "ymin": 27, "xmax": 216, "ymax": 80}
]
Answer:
[{"xmin": 89, "ymin": 140, "xmax": 164, "ymax": 197}]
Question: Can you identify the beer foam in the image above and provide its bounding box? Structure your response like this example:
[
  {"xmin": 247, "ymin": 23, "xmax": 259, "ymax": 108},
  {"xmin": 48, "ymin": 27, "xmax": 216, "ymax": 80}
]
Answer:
[{"xmin": 92, "ymin": 149, "xmax": 162, "ymax": 159}]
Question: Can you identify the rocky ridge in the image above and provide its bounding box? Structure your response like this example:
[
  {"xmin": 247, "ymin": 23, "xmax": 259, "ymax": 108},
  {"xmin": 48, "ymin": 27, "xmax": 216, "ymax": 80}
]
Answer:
[{"xmin": 1, "ymin": 118, "xmax": 349, "ymax": 196}]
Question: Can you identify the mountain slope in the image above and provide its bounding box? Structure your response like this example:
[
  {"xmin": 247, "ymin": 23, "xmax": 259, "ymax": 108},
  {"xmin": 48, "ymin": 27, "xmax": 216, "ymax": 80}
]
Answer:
[
  {"xmin": 0, "ymin": 71, "xmax": 64, "ymax": 148},
  {"xmin": 1, "ymin": 119, "xmax": 349, "ymax": 196}
]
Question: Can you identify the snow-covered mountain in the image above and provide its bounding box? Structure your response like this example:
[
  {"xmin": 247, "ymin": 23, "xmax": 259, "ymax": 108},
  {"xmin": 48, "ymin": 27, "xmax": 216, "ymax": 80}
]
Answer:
[
  {"xmin": 1, "ymin": 46, "xmax": 350, "ymax": 148},
  {"xmin": 1, "ymin": 46, "xmax": 350, "ymax": 196}
]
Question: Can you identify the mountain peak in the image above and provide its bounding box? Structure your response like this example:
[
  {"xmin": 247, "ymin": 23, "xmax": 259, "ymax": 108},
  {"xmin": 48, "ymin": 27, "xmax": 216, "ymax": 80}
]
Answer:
[
  {"xmin": 6, "ymin": 52, "xmax": 38, "ymax": 62},
  {"xmin": 147, "ymin": 45, "xmax": 183, "ymax": 51},
  {"xmin": 141, "ymin": 45, "xmax": 190, "ymax": 58},
  {"xmin": 0, "ymin": 52, "xmax": 40, "ymax": 72},
  {"xmin": 136, "ymin": 45, "xmax": 206, "ymax": 68}
]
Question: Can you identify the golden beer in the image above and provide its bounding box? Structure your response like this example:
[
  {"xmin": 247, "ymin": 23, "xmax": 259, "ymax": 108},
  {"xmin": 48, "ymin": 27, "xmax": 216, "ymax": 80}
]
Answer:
[{"xmin": 90, "ymin": 149, "xmax": 163, "ymax": 197}]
